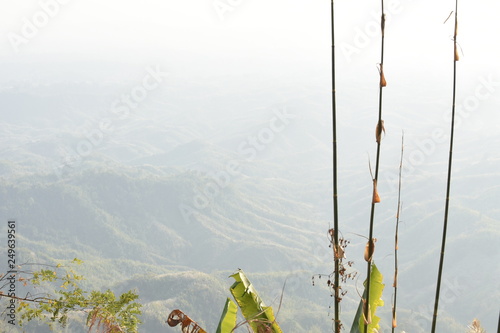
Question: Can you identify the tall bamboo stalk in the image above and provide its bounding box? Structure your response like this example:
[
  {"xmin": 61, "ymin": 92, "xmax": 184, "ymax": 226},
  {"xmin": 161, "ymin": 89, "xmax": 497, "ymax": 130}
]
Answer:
[
  {"xmin": 392, "ymin": 133, "xmax": 404, "ymax": 333},
  {"xmin": 330, "ymin": 0, "xmax": 341, "ymax": 331},
  {"xmin": 497, "ymin": 311, "xmax": 499, "ymax": 333},
  {"xmin": 364, "ymin": 1, "xmax": 386, "ymax": 332},
  {"xmin": 431, "ymin": 1, "xmax": 459, "ymax": 331}
]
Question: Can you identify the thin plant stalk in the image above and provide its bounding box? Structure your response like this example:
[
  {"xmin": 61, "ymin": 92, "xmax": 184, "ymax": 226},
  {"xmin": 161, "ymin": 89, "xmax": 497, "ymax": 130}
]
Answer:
[
  {"xmin": 364, "ymin": 1, "xmax": 386, "ymax": 332},
  {"xmin": 330, "ymin": 0, "xmax": 341, "ymax": 331},
  {"xmin": 431, "ymin": 1, "xmax": 459, "ymax": 331},
  {"xmin": 392, "ymin": 132, "xmax": 404, "ymax": 333},
  {"xmin": 497, "ymin": 311, "xmax": 499, "ymax": 333}
]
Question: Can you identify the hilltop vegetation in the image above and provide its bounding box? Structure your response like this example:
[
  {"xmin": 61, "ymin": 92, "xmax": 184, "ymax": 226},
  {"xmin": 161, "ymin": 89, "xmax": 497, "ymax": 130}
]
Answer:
[{"xmin": 0, "ymin": 79, "xmax": 498, "ymax": 332}]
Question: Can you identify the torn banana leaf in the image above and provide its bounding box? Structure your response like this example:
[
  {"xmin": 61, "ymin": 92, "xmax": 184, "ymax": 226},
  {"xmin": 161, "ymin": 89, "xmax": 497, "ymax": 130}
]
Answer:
[
  {"xmin": 229, "ymin": 269, "xmax": 283, "ymax": 333},
  {"xmin": 216, "ymin": 298, "xmax": 238, "ymax": 333},
  {"xmin": 350, "ymin": 264, "xmax": 385, "ymax": 333}
]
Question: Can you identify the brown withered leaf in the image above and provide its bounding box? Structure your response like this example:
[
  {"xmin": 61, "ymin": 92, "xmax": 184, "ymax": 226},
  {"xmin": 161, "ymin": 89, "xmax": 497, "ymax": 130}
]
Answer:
[
  {"xmin": 167, "ymin": 309, "xmax": 207, "ymax": 333},
  {"xmin": 378, "ymin": 64, "xmax": 387, "ymax": 87},
  {"xmin": 363, "ymin": 302, "xmax": 372, "ymax": 325},
  {"xmin": 364, "ymin": 238, "xmax": 377, "ymax": 262},
  {"xmin": 375, "ymin": 119, "xmax": 385, "ymax": 144},
  {"xmin": 372, "ymin": 179, "xmax": 381, "ymax": 204},
  {"xmin": 334, "ymin": 244, "xmax": 345, "ymax": 260}
]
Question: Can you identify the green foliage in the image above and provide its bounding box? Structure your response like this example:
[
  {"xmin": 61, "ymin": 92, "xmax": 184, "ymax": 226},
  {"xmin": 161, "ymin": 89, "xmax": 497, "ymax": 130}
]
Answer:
[
  {"xmin": 350, "ymin": 264, "xmax": 385, "ymax": 333},
  {"xmin": 167, "ymin": 269, "xmax": 284, "ymax": 333},
  {"xmin": 216, "ymin": 298, "xmax": 238, "ymax": 333},
  {"xmin": 86, "ymin": 289, "xmax": 142, "ymax": 333},
  {"xmin": 13, "ymin": 259, "xmax": 142, "ymax": 333},
  {"xmin": 229, "ymin": 269, "xmax": 283, "ymax": 333}
]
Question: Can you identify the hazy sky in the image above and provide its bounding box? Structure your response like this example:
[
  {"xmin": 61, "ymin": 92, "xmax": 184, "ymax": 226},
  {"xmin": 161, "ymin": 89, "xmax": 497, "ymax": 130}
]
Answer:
[
  {"xmin": 0, "ymin": 0, "xmax": 499, "ymax": 143},
  {"xmin": 0, "ymin": 0, "xmax": 499, "ymax": 83}
]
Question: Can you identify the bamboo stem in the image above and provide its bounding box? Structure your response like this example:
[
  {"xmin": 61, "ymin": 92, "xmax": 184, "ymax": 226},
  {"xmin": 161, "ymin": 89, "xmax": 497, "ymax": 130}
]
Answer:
[
  {"xmin": 497, "ymin": 311, "xmax": 499, "ymax": 333},
  {"xmin": 431, "ymin": 1, "xmax": 459, "ymax": 331},
  {"xmin": 330, "ymin": 0, "xmax": 341, "ymax": 331},
  {"xmin": 392, "ymin": 132, "xmax": 404, "ymax": 333},
  {"xmin": 364, "ymin": 1, "xmax": 386, "ymax": 332}
]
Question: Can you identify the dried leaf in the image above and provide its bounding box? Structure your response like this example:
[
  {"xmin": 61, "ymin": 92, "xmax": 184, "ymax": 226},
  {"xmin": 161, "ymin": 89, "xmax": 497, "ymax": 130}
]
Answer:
[
  {"xmin": 378, "ymin": 64, "xmax": 387, "ymax": 87},
  {"xmin": 372, "ymin": 179, "xmax": 381, "ymax": 204},
  {"xmin": 364, "ymin": 238, "xmax": 376, "ymax": 262},
  {"xmin": 455, "ymin": 44, "xmax": 460, "ymax": 61},
  {"xmin": 334, "ymin": 244, "xmax": 345, "ymax": 260},
  {"xmin": 393, "ymin": 271, "xmax": 398, "ymax": 288},
  {"xmin": 467, "ymin": 318, "xmax": 486, "ymax": 333},
  {"xmin": 362, "ymin": 302, "xmax": 371, "ymax": 325},
  {"xmin": 167, "ymin": 309, "xmax": 207, "ymax": 333},
  {"xmin": 87, "ymin": 307, "xmax": 125, "ymax": 333},
  {"xmin": 375, "ymin": 120, "xmax": 385, "ymax": 144},
  {"xmin": 392, "ymin": 313, "xmax": 397, "ymax": 328}
]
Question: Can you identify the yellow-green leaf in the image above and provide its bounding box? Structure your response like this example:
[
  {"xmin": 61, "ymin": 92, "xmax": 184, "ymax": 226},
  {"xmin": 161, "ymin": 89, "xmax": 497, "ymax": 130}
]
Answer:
[
  {"xmin": 216, "ymin": 298, "xmax": 238, "ymax": 333},
  {"xmin": 229, "ymin": 269, "xmax": 283, "ymax": 333},
  {"xmin": 350, "ymin": 264, "xmax": 385, "ymax": 333}
]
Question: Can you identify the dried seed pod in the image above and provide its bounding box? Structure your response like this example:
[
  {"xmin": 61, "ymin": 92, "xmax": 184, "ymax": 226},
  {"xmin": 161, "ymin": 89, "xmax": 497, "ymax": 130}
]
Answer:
[
  {"xmin": 364, "ymin": 238, "xmax": 376, "ymax": 262},
  {"xmin": 372, "ymin": 179, "xmax": 381, "ymax": 204},
  {"xmin": 375, "ymin": 119, "xmax": 385, "ymax": 144},
  {"xmin": 378, "ymin": 64, "xmax": 387, "ymax": 87}
]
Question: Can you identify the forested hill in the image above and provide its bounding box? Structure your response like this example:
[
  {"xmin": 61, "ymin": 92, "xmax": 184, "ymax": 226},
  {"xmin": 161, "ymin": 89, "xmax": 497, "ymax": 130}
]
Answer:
[{"xmin": 0, "ymin": 78, "xmax": 498, "ymax": 332}]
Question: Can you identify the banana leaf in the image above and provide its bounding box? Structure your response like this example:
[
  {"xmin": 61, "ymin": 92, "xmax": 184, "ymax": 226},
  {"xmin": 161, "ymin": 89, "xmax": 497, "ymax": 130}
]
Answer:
[
  {"xmin": 350, "ymin": 264, "xmax": 385, "ymax": 333},
  {"xmin": 216, "ymin": 298, "xmax": 238, "ymax": 333},
  {"xmin": 229, "ymin": 269, "xmax": 283, "ymax": 333}
]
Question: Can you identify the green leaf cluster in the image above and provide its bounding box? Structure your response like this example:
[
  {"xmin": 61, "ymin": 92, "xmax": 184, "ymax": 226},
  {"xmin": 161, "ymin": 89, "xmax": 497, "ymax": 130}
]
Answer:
[
  {"xmin": 14, "ymin": 259, "xmax": 142, "ymax": 333},
  {"xmin": 215, "ymin": 269, "xmax": 283, "ymax": 333}
]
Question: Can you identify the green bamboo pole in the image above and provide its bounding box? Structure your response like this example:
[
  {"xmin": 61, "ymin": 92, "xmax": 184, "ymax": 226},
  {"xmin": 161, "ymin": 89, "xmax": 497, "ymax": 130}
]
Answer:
[
  {"xmin": 364, "ymin": 1, "xmax": 386, "ymax": 332},
  {"xmin": 431, "ymin": 1, "xmax": 459, "ymax": 331},
  {"xmin": 330, "ymin": 1, "xmax": 341, "ymax": 331}
]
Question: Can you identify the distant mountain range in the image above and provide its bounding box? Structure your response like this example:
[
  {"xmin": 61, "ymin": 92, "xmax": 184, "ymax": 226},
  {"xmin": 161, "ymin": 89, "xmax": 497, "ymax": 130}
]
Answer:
[{"xmin": 0, "ymin": 78, "xmax": 498, "ymax": 332}]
